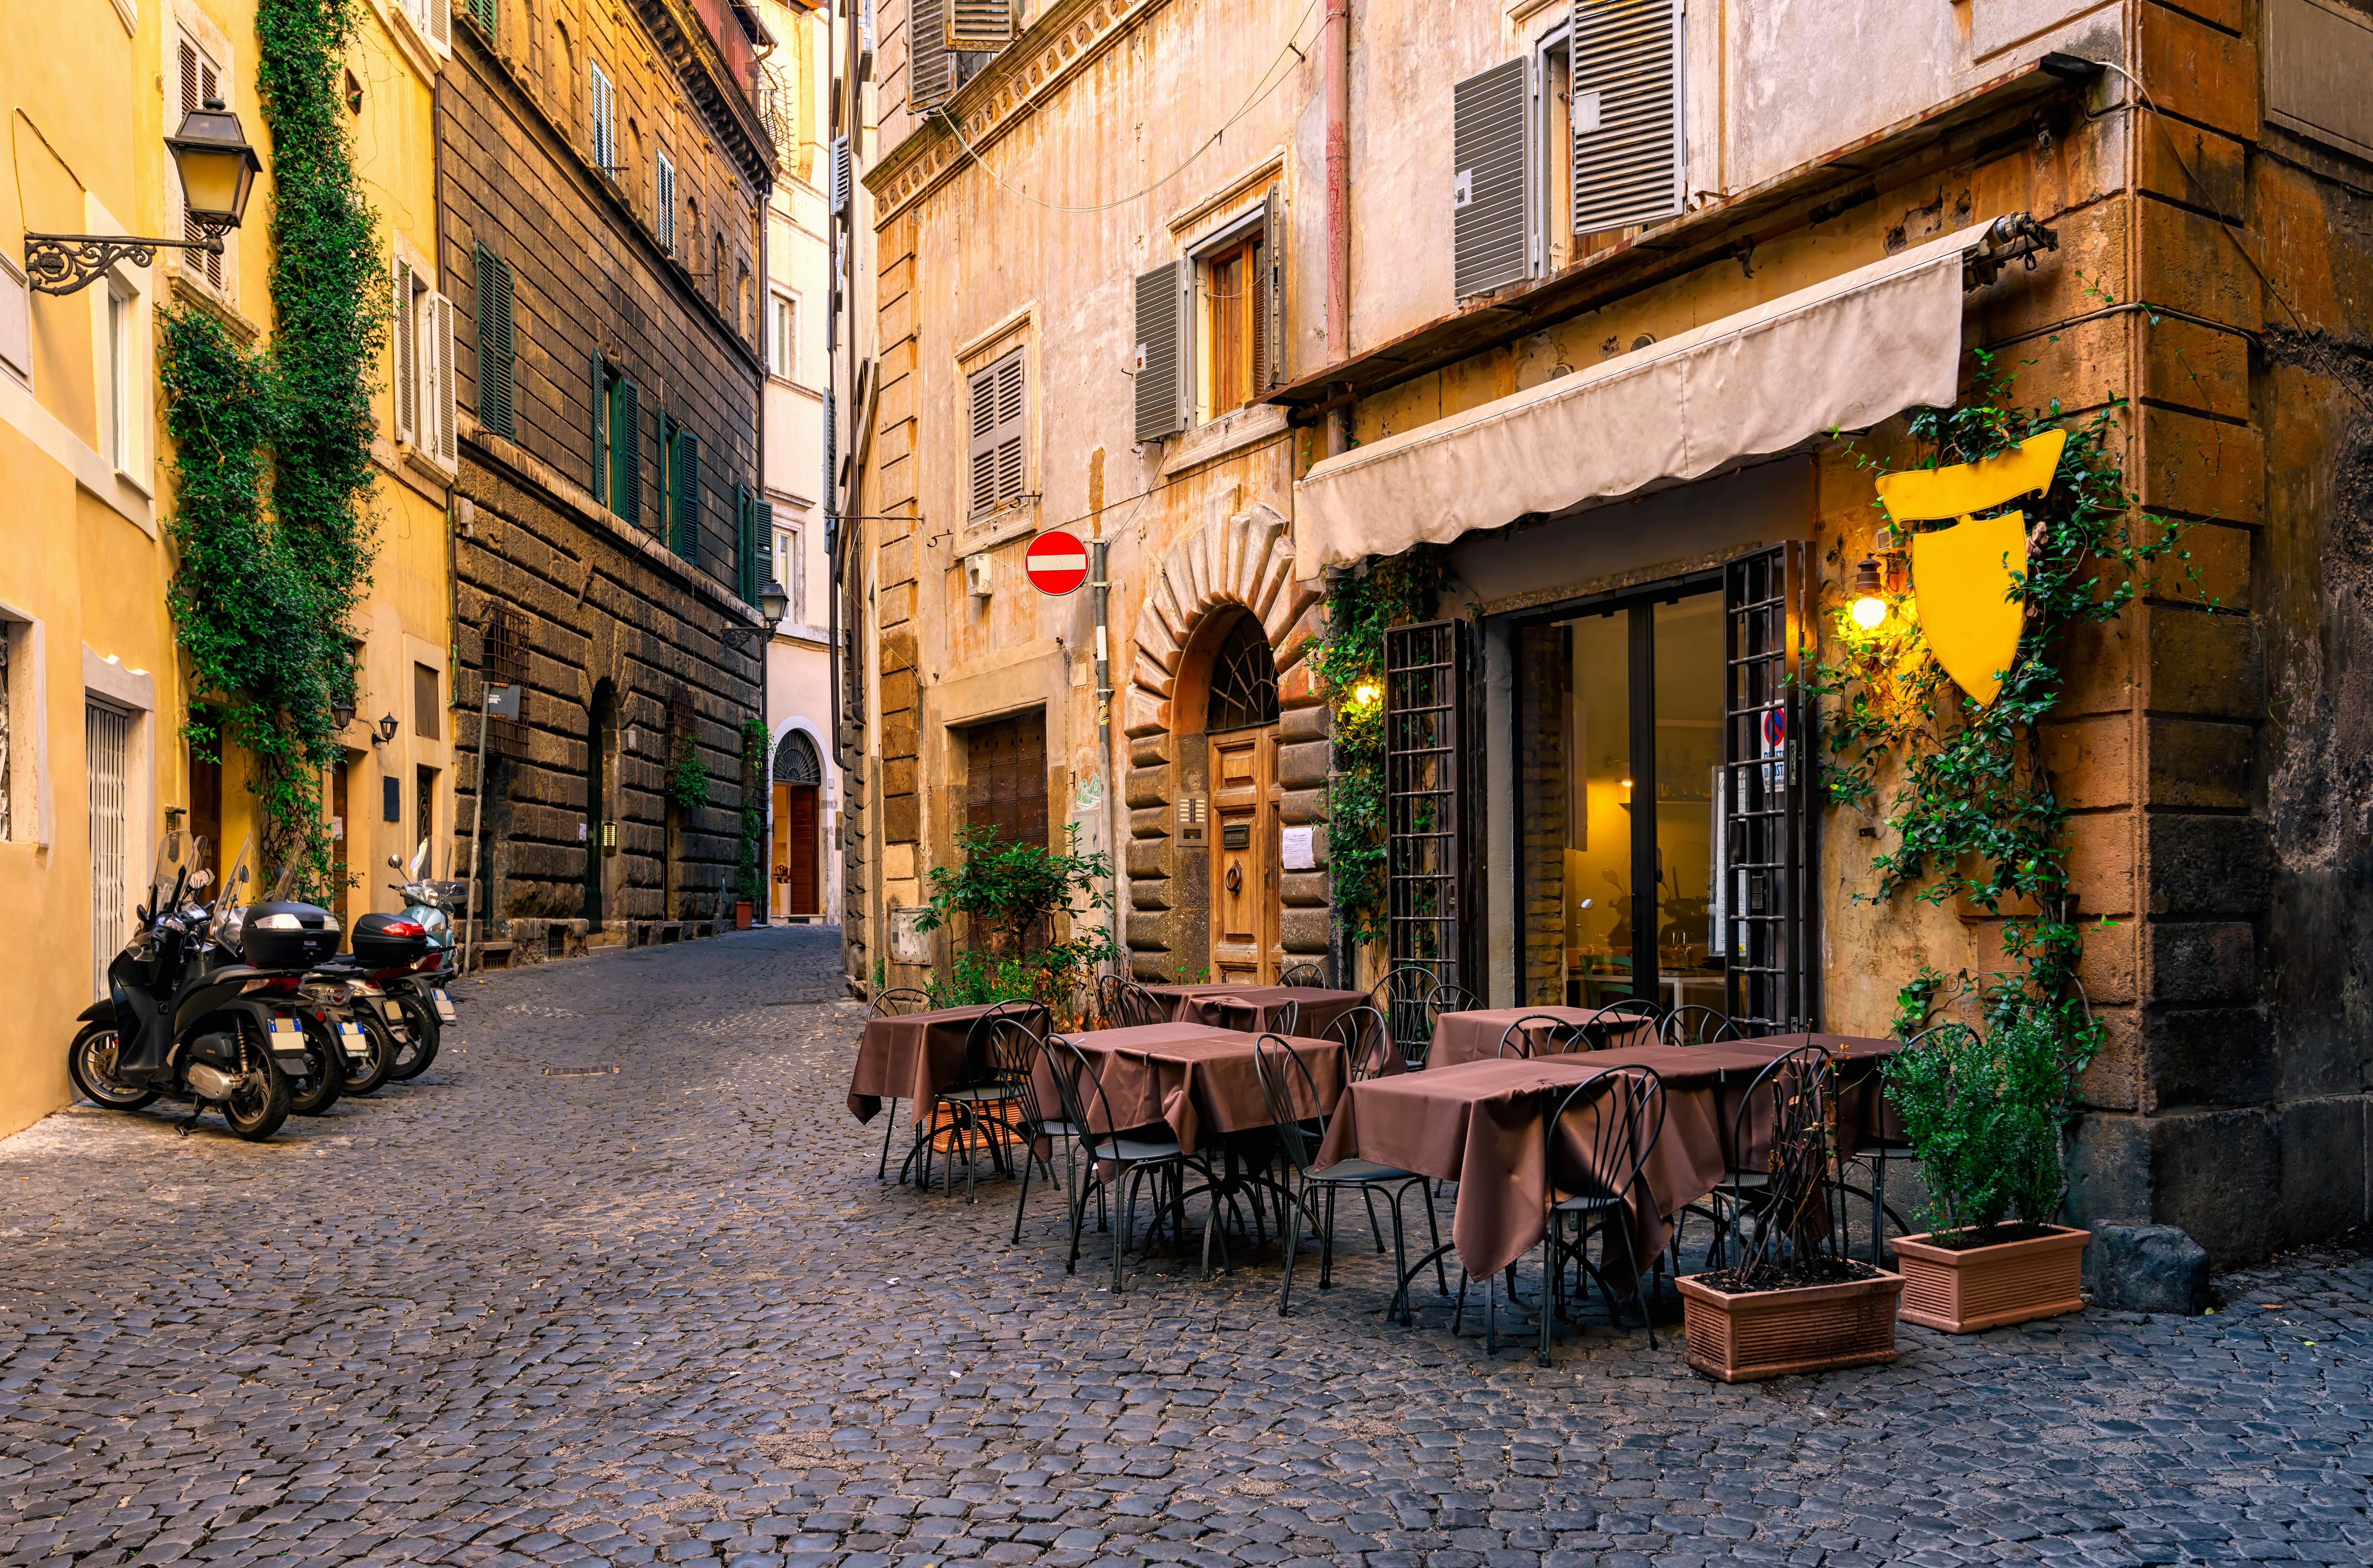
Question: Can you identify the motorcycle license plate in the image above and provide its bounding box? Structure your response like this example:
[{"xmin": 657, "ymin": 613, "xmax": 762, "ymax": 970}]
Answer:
[
  {"xmin": 337, "ymin": 1022, "xmax": 369, "ymax": 1061},
  {"xmin": 432, "ymin": 989, "xmax": 456, "ymax": 1023}
]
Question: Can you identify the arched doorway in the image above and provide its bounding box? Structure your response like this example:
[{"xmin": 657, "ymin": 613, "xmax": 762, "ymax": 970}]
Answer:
[
  {"xmin": 1185, "ymin": 609, "xmax": 1281, "ymax": 984},
  {"xmin": 773, "ymin": 729, "xmax": 822, "ymax": 918},
  {"xmin": 584, "ymin": 680, "xmax": 615, "ymax": 925}
]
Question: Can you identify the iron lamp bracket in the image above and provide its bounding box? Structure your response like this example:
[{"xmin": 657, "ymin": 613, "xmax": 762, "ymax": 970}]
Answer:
[{"xmin": 24, "ymin": 224, "xmax": 231, "ymax": 296}]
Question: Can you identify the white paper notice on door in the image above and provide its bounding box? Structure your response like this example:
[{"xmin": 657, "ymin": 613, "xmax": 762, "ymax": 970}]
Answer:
[{"xmin": 1281, "ymin": 825, "xmax": 1315, "ymax": 872}]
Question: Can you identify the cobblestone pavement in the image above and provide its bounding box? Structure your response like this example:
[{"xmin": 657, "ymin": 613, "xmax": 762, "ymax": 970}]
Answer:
[{"xmin": 4, "ymin": 927, "xmax": 2370, "ymax": 1568}]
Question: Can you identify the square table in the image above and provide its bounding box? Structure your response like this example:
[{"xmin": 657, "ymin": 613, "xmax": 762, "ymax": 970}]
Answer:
[
  {"xmin": 1428, "ymin": 1006, "xmax": 1659, "ymax": 1068},
  {"xmin": 846, "ymin": 1003, "xmax": 1009, "ymax": 1122},
  {"xmin": 1143, "ymin": 983, "xmax": 1372, "ymax": 1043},
  {"xmin": 1039, "ymin": 1021, "xmax": 1382, "ymax": 1153}
]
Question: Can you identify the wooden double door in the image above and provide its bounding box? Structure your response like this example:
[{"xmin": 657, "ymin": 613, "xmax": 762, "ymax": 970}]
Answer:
[
  {"xmin": 1207, "ymin": 727, "xmax": 1281, "ymax": 985},
  {"xmin": 773, "ymin": 783, "xmax": 819, "ymax": 916}
]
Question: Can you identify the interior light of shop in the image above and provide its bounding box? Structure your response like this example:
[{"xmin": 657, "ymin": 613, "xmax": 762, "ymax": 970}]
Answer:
[{"xmin": 1850, "ymin": 556, "xmax": 1889, "ymax": 629}]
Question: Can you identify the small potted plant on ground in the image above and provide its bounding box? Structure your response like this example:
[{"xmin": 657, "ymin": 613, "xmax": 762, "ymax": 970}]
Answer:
[
  {"xmin": 1884, "ymin": 1005, "xmax": 2092, "ymax": 1333},
  {"xmin": 1677, "ymin": 1052, "xmax": 1905, "ymax": 1382}
]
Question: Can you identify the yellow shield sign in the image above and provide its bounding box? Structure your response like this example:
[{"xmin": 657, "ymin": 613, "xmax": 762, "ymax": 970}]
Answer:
[{"xmin": 1874, "ymin": 429, "xmax": 2065, "ymax": 708}]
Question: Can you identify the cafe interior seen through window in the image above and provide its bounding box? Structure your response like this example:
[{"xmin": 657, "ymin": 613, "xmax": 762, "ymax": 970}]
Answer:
[{"xmin": 1517, "ymin": 586, "xmax": 1726, "ymax": 1012}]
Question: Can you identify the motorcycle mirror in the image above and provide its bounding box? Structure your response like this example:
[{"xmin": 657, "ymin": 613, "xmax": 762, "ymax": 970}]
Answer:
[
  {"xmin": 389, "ymin": 854, "xmax": 404, "ymax": 869},
  {"xmin": 189, "ymin": 868, "xmax": 214, "ymax": 891}
]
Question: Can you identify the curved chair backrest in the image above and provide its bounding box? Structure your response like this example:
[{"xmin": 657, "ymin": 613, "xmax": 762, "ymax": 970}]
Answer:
[
  {"xmin": 868, "ymin": 986, "xmax": 934, "ymax": 1019},
  {"xmin": 1726, "ymin": 1043, "xmax": 1839, "ymax": 1258},
  {"xmin": 1544, "ymin": 1064, "xmax": 1667, "ymax": 1212},
  {"xmin": 1497, "ymin": 1012, "xmax": 1584, "ymax": 1059},
  {"xmin": 1042, "ymin": 1035, "xmax": 1114, "ymax": 1149},
  {"xmin": 1427, "ymin": 982, "xmax": 1481, "ymax": 1023},
  {"xmin": 1251, "ymin": 1032, "xmax": 1330, "ymax": 1177},
  {"xmin": 1269, "ymin": 998, "xmax": 1301, "ymax": 1037},
  {"xmin": 1326, "ymin": 1005, "xmax": 1395, "ymax": 1081},
  {"xmin": 1582, "ymin": 996, "xmax": 1663, "ymax": 1041},
  {"xmin": 1095, "ymin": 974, "xmax": 1168, "ymax": 1030},
  {"xmin": 963, "ymin": 997, "xmax": 1050, "ymax": 1083},
  {"xmin": 1660, "ymin": 1004, "xmax": 1741, "ymax": 1045},
  {"xmin": 1278, "ymin": 961, "xmax": 1329, "ymax": 988},
  {"xmin": 1375, "ymin": 964, "xmax": 1442, "ymax": 1065}
]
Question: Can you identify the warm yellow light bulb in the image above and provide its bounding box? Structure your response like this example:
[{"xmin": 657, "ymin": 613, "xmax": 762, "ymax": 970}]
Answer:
[
  {"xmin": 1851, "ymin": 594, "xmax": 1889, "ymax": 630},
  {"xmin": 1353, "ymin": 682, "xmax": 1381, "ymax": 707}
]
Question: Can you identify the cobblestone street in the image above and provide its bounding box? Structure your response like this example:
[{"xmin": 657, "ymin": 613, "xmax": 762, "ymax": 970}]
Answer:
[{"xmin": 3, "ymin": 928, "xmax": 2370, "ymax": 1568}]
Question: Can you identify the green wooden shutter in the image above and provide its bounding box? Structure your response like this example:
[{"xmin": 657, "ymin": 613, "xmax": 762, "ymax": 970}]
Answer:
[
  {"xmin": 672, "ymin": 429, "xmax": 701, "ymax": 562},
  {"xmin": 732, "ymin": 484, "xmax": 752, "ymax": 600},
  {"xmin": 589, "ymin": 352, "xmax": 607, "ymax": 506},
  {"xmin": 476, "ymin": 243, "xmax": 515, "ymax": 439},
  {"xmin": 615, "ymin": 377, "xmax": 641, "ymax": 524},
  {"xmin": 749, "ymin": 497, "xmax": 774, "ymax": 609}
]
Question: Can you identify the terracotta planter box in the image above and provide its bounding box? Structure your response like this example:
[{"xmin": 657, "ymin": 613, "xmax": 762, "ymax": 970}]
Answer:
[
  {"xmin": 1676, "ymin": 1270, "xmax": 1905, "ymax": 1383},
  {"xmin": 1892, "ymin": 1224, "xmax": 2089, "ymax": 1333}
]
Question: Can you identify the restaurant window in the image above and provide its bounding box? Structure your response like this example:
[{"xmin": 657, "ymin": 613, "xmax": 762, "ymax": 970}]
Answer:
[{"xmin": 1513, "ymin": 549, "xmax": 1812, "ymax": 1029}]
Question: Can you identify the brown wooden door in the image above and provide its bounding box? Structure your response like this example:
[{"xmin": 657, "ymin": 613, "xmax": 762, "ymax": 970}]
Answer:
[
  {"xmin": 786, "ymin": 784, "xmax": 820, "ymax": 915},
  {"xmin": 1208, "ymin": 729, "xmax": 1276, "ymax": 985},
  {"xmin": 771, "ymin": 782, "xmax": 793, "ymax": 918}
]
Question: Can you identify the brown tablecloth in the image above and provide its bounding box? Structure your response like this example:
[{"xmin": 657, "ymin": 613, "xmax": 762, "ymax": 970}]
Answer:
[
  {"xmin": 847, "ymin": 1004, "xmax": 1005, "ymax": 1122},
  {"xmin": 1429, "ymin": 1007, "xmax": 1658, "ymax": 1068},
  {"xmin": 1173, "ymin": 986, "xmax": 1372, "ymax": 1042},
  {"xmin": 1036, "ymin": 1022, "xmax": 1394, "ymax": 1153},
  {"xmin": 1318, "ymin": 1035, "xmax": 1899, "ymax": 1280}
]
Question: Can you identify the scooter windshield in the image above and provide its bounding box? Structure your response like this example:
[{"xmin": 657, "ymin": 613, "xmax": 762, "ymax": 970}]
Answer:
[
  {"xmin": 212, "ymin": 835, "xmax": 256, "ymax": 934},
  {"xmin": 149, "ymin": 829, "xmax": 199, "ymax": 915}
]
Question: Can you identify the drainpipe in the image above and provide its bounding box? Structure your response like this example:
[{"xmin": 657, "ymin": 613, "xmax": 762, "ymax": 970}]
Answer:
[
  {"xmin": 1093, "ymin": 530, "xmax": 1118, "ymax": 975},
  {"xmin": 1322, "ymin": 0, "xmax": 1354, "ymax": 990}
]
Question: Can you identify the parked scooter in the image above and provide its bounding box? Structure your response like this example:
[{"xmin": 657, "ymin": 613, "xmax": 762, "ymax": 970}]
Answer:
[
  {"xmin": 69, "ymin": 833, "xmax": 341, "ymax": 1140},
  {"xmin": 373, "ymin": 839, "xmax": 464, "ymax": 1080}
]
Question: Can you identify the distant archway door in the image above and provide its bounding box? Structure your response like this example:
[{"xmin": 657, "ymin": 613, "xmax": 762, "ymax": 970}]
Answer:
[
  {"xmin": 1197, "ymin": 611, "xmax": 1281, "ymax": 986},
  {"xmin": 772, "ymin": 729, "xmax": 823, "ymax": 918}
]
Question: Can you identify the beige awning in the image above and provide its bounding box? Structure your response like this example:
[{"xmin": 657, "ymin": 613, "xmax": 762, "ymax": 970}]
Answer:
[{"xmin": 1292, "ymin": 222, "xmax": 1996, "ymax": 573}]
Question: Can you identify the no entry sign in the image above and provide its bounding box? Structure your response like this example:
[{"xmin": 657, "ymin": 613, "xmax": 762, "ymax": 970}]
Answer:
[{"xmin": 1023, "ymin": 530, "xmax": 1090, "ymax": 596}]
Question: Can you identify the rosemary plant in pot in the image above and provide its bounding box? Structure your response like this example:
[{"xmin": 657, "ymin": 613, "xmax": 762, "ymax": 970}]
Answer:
[
  {"xmin": 1676, "ymin": 1049, "xmax": 1904, "ymax": 1382},
  {"xmin": 1883, "ymin": 1010, "xmax": 2091, "ymax": 1332}
]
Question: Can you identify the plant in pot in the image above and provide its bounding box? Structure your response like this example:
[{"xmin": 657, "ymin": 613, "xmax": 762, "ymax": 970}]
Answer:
[
  {"xmin": 1883, "ymin": 1002, "xmax": 2093, "ymax": 1333},
  {"xmin": 1676, "ymin": 1048, "xmax": 1905, "ymax": 1382},
  {"xmin": 914, "ymin": 821, "xmax": 1122, "ymax": 1032}
]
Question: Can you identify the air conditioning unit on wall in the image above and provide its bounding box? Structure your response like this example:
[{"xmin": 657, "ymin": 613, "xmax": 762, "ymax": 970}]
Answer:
[{"xmin": 965, "ymin": 553, "xmax": 994, "ymax": 597}]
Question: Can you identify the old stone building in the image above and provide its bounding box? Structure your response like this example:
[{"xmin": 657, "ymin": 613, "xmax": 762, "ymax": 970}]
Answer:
[
  {"xmin": 838, "ymin": 0, "xmax": 2373, "ymax": 1275},
  {"xmin": 438, "ymin": 0, "xmax": 777, "ymax": 950}
]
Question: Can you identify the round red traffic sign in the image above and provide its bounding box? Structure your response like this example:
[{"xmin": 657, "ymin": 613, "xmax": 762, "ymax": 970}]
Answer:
[{"xmin": 1023, "ymin": 530, "xmax": 1090, "ymax": 596}]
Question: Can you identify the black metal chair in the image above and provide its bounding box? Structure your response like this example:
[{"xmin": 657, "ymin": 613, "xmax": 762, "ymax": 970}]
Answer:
[
  {"xmin": 1427, "ymin": 982, "xmax": 1481, "ymax": 1021},
  {"xmin": 1707, "ymin": 1043, "xmax": 1840, "ymax": 1271},
  {"xmin": 1326, "ymin": 1005, "xmax": 1397, "ymax": 1082},
  {"xmin": 1538, "ymin": 1066, "xmax": 1667, "ymax": 1361},
  {"xmin": 1041, "ymin": 1035, "xmax": 1229, "ymax": 1293},
  {"xmin": 1266, "ymin": 998, "xmax": 1301, "ymax": 1037},
  {"xmin": 1010, "ymin": 1024, "xmax": 1094, "ymax": 1246},
  {"xmin": 1495, "ymin": 1012, "xmax": 1588, "ymax": 1059},
  {"xmin": 1373, "ymin": 965, "xmax": 1443, "ymax": 1069},
  {"xmin": 1660, "ymin": 1004, "xmax": 1743, "ymax": 1046},
  {"xmin": 866, "ymin": 987, "xmax": 935, "ymax": 1179},
  {"xmin": 1278, "ymin": 961, "xmax": 1329, "ymax": 988},
  {"xmin": 1579, "ymin": 996, "xmax": 1664, "ymax": 1044},
  {"xmin": 916, "ymin": 999, "xmax": 1049, "ymax": 1200},
  {"xmin": 1252, "ymin": 1033, "xmax": 1444, "ymax": 1321},
  {"xmin": 1095, "ymin": 974, "xmax": 1169, "ymax": 1030}
]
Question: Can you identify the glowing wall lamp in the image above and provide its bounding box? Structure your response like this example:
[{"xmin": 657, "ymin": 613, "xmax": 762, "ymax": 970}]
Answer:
[{"xmin": 1849, "ymin": 557, "xmax": 1890, "ymax": 630}]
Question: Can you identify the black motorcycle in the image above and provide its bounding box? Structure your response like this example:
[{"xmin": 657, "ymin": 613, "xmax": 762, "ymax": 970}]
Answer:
[
  {"xmin": 68, "ymin": 833, "xmax": 342, "ymax": 1141},
  {"xmin": 373, "ymin": 839, "xmax": 463, "ymax": 1080}
]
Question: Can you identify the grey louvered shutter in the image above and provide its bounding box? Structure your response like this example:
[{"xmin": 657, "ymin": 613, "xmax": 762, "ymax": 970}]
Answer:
[
  {"xmin": 672, "ymin": 429, "xmax": 701, "ymax": 561},
  {"xmin": 1452, "ymin": 58, "xmax": 1532, "ymax": 297},
  {"xmin": 950, "ymin": 0, "xmax": 1013, "ymax": 49},
  {"xmin": 830, "ymin": 136, "xmax": 851, "ymax": 219},
  {"xmin": 590, "ymin": 352, "xmax": 607, "ymax": 506},
  {"xmin": 393, "ymin": 258, "xmax": 417, "ymax": 445},
  {"xmin": 1571, "ymin": 0, "xmax": 1684, "ymax": 235},
  {"xmin": 432, "ymin": 293, "xmax": 458, "ymax": 464},
  {"xmin": 910, "ymin": 0, "xmax": 954, "ymax": 111},
  {"xmin": 476, "ymin": 244, "xmax": 515, "ymax": 439},
  {"xmin": 1132, "ymin": 261, "xmax": 1189, "ymax": 444},
  {"xmin": 427, "ymin": 0, "xmax": 450, "ymax": 50},
  {"xmin": 966, "ymin": 347, "xmax": 1025, "ymax": 515},
  {"xmin": 1261, "ymin": 187, "xmax": 1286, "ymax": 388}
]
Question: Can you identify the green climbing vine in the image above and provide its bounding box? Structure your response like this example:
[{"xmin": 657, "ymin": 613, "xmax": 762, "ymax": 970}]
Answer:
[
  {"xmin": 1813, "ymin": 353, "xmax": 2197, "ymax": 1051},
  {"xmin": 1310, "ymin": 547, "xmax": 1449, "ymax": 946},
  {"xmin": 737, "ymin": 716, "xmax": 767, "ymax": 908},
  {"xmin": 162, "ymin": 0, "xmax": 382, "ymax": 898},
  {"xmin": 666, "ymin": 741, "xmax": 709, "ymax": 815}
]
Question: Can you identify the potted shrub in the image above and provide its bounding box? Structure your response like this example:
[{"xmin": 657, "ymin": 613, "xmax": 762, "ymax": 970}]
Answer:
[
  {"xmin": 1883, "ymin": 1006, "xmax": 2091, "ymax": 1333},
  {"xmin": 1677, "ymin": 1053, "xmax": 1905, "ymax": 1382},
  {"xmin": 914, "ymin": 822, "xmax": 1122, "ymax": 1031}
]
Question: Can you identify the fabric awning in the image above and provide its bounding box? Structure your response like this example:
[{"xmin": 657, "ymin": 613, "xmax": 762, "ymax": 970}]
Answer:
[{"xmin": 1291, "ymin": 222, "xmax": 1996, "ymax": 574}]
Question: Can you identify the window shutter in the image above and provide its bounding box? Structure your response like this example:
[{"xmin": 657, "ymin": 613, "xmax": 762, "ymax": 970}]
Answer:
[
  {"xmin": 416, "ymin": 285, "xmax": 441, "ymax": 456},
  {"xmin": 590, "ymin": 351, "xmax": 607, "ymax": 506},
  {"xmin": 476, "ymin": 244, "xmax": 515, "ymax": 439},
  {"xmin": 1570, "ymin": 0, "xmax": 1684, "ymax": 235},
  {"xmin": 949, "ymin": 0, "xmax": 1013, "ymax": 50},
  {"xmin": 909, "ymin": 0, "xmax": 954, "ymax": 111},
  {"xmin": 177, "ymin": 37, "xmax": 226, "ymax": 289},
  {"xmin": 657, "ymin": 155, "xmax": 675, "ymax": 252},
  {"xmin": 731, "ymin": 485, "xmax": 750, "ymax": 597},
  {"xmin": 465, "ymin": 0, "xmax": 495, "ymax": 37},
  {"xmin": 749, "ymin": 499, "xmax": 774, "ymax": 607},
  {"xmin": 617, "ymin": 377, "xmax": 641, "ymax": 524},
  {"xmin": 965, "ymin": 347, "xmax": 1025, "ymax": 515},
  {"xmin": 432, "ymin": 292, "xmax": 458, "ymax": 465},
  {"xmin": 392, "ymin": 259, "xmax": 417, "ymax": 446},
  {"xmin": 590, "ymin": 64, "xmax": 613, "ymax": 173},
  {"xmin": 830, "ymin": 135, "xmax": 851, "ymax": 219},
  {"xmin": 1721, "ymin": 542, "xmax": 1818, "ymax": 1033},
  {"xmin": 1261, "ymin": 188, "xmax": 1287, "ymax": 388},
  {"xmin": 428, "ymin": 0, "xmax": 450, "ymax": 49},
  {"xmin": 1452, "ymin": 57, "xmax": 1532, "ymax": 297},
  {"xmin": 1132, "ymin": 261, "xmax": 1189, "ymax": 444},
  {"xmin": 672, "ymin": 429, "xmax": 701, "ymax": 561}
]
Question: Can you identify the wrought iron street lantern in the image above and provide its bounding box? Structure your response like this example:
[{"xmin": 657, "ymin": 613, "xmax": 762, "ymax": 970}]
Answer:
[
  {"xmin": 23, "ymin": 98, "xmax": 261, "ymax": 296},
  {"xmin": 721, "ymin": 580, "xmax": 791, "ymax": 645}
]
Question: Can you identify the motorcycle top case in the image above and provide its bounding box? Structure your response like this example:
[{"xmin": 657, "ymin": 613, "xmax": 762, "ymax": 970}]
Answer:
[
  {"xmin": 241, "ymin": 900, "xmax": 343, "ymax": 970},
  {"xmin": 352, "ymin": 911, "xmax": 431, "ymax": 968}
]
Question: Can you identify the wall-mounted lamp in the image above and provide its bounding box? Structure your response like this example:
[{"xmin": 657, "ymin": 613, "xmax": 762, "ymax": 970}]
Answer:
[
  {"xmin": 371, "ymin": 712, "xmax": 400, "ymax": 745},
  {"xmin": 24, "ymin": 99, "xmax": 261, "ymax": 295},
  {"xmin": 1849, "ymin": 556, "xmax": 1890, "ymax": 630},
  {"xmin": 331, "ymin": 702, "xmax": 357, "ymax": 731},
  {"xmin": 721, "ymin": 580, "xmax": 791, "ymax": 646},
  {"xmin": 1351, "ymin": 681, "xmax": 1381, "ymax": 708}
]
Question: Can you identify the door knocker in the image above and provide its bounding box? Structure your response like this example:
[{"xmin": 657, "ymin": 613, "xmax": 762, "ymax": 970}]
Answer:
[{"xmin": 1226, "ymin": 862, "xmax": 1243, "ymax": 893}]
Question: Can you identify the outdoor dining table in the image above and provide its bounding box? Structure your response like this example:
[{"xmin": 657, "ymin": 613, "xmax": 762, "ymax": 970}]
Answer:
[
  {"xmin": 845, "ymin": 1002, "xmax": 1009, "ymax": 1123},
  {"xmin": 1037, "ymin": 1021, "xmax": 1395, "ymax": 1153},
  {"xmin": 1316, "ymin": 1034, "xmax": 1901, "ymax": 1286},
  {"xmin": 1427, "ymin": 1006, "xmax": 1660, "ymax": 1068},
  {"xmin": 1143, "ymin": 983, "xmax": 1371, "ymax": 1041}
]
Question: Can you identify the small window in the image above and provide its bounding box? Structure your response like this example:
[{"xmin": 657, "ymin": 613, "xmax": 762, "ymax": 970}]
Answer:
[
  {"xmin": 965, "ymin": 346, "xmax": 1027, "ymax": 516},
  {"xmin": 414, "ymin": 663, "xmax": 441, "ymax": 742},
  {"xmin": 773, "ymin": 523, "xmax": 803, "ymax": 622},
  {"xmin": 1200, "ymin": 229, "xmax": 1264, "ymax": 417},
  {"xmin": 769, "ymin": 293, "xmax": 796, "ymax": 380},
  {"xmin": 106, "ymin": 284, "xmax": 132, "ymax": 471}
]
